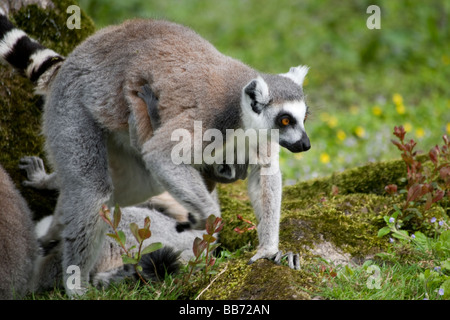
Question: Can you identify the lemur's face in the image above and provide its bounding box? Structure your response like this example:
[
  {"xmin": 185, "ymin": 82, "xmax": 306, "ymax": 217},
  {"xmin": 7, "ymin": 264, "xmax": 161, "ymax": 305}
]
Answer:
[
  {"xmin": 274, "ymin": 100, "xmax": 310, "ymax": 153},
  {"xmin": 241, "ymin": 65, "xmax": 311, "ymax": 153}
]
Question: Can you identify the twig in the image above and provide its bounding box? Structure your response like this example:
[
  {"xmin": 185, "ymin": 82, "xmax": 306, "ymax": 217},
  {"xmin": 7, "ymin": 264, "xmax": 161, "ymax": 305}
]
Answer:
[{"xmin": 195, "ymin": 262, "xmax": 229, "ymax": 300}]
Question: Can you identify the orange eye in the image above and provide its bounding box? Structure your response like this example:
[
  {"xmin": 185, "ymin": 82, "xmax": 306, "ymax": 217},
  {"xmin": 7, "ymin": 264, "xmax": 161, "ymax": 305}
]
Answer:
[{"xmin": 281, "ymin": 117, "xmax": 290, "ymax": 126}]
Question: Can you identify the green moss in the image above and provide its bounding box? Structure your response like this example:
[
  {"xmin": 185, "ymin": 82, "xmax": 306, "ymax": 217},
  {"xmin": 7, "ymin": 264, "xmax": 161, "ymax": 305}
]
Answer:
[
  {"xmin": 284, "ymin": 158, "xmax": 409, "ymax": 200},
  {"xmin": 199, "ymin": 253, "xmax": 312, "ymax": 300},
  {"xmin": 0, "ymin": 2, "xmax": 95, "ymax": 219}
]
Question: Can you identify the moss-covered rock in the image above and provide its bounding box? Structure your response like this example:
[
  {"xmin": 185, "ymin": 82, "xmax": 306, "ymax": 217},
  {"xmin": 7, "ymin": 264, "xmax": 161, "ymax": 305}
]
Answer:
[
  {"xmin": 209, "ymin": 159, "xmax": 411, "ymax": 300},
  {"xmin": 0, "ymin": 1, "xmax": 95, "ymax": 220}
]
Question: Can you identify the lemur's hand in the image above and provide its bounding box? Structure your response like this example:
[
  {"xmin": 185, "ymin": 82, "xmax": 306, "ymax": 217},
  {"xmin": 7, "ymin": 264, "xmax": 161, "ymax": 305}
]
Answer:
[
  {"xmin": 19, "ymin": 156, "xmax": 54, "ymax": 189},
  {"xmin": 248, "ymin": 249, "xmax": 301, "ymax": 270}
]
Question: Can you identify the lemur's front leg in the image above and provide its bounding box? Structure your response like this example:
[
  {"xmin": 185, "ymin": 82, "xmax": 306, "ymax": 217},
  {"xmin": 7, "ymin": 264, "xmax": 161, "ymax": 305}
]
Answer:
[
  {"xmin": 247, "ymin": 164, "xmax": 300, "ymax": 270},
  {"xmin": 142, "ymin": 131, "xmax": 221, "ymax": 231},
  {"xmin": 247, "ymin": 164, "xmax": 282, "ymax": 263}
]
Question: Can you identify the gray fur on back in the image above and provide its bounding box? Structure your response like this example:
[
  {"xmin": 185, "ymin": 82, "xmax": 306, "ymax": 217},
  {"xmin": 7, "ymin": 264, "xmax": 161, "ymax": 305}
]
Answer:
[{"xmin": 0, "ymin": 165, "xmax": 38, "ymax": 299}]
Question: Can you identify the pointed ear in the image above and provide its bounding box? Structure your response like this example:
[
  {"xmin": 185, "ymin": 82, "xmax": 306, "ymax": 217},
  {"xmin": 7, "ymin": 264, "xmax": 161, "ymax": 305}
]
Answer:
[
  {"xmin": 243, "ymin": 76, "xmax": 270, "ymax": 114},
  {"xmin": 280, "ymin": 65, "xmax": 309, "ymax": 86}
]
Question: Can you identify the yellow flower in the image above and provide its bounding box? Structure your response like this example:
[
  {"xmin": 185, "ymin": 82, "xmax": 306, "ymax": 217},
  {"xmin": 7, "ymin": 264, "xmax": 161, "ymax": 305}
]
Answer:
[
  {"xmin": 446, "ymin": 123, "xmax": 450, "ymax": 135},
  {"xmin": 294, "ymin": 153, "xmax": 303, "ymax": 160},
  {"xmin": 320, "ymin": 112, "xmax": 330, "ymax": 122},
  {"xmin": 327, "ymin": 116, "xmax": 338, "ymax": 128},
  {"xmin": 415, "ymin": 128, "xmax": 425, "ymax": 138},
  {"xmin": 442, "ymin": 55, "xmax": 450, "ymax": 66},
  {"xmin": 396, "ymin": 103, "xmax": 406, "ymax": 115},
  {"xmin": 372, "ymin": 105, "xmax": 382, "ymax": 116},
  {"xmin": 350, "ymin": 105, "xmax": 359, "ymax": 115},
  {"xmin": 403, "ymin": 122, "xmax": 412, "ymax": 133},
  {"xmin": 320, "ymin": 152, "xmax": 330, "ymax": 164},
  {"xmin": 355, "ymin": 126, "xmax": 365, "ymax": 138},
  {"xmin": 337, "ymin": 130, "xmax": 346, "ymax": 141},
  {"xmin": 392, "ymin": 93, "xmax": 403, "ymax": 106}
]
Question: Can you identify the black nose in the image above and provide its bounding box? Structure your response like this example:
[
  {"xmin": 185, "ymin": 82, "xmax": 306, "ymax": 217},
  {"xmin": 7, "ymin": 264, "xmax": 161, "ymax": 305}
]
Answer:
[
  {"xmin": 283, "ymin": 134, "xmax": 311, "ymax": 153},
  {"xmin": 300, "ymin": 134, "xmax": 311, "ymax": 152}
]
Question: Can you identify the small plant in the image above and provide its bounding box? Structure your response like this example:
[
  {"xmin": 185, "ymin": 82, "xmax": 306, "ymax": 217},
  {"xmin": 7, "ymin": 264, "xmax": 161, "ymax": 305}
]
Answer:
[
  {"xmin": 377, "ymin": 126, "xmax": 450, "ymax": 299},
  {"xmin": 99, "ymin": 204, "xmax": 163, "ymax": 285},
  {"xmin": 185, "ymin": 214, "xmax": 224, "ymax": 282},
  {"xmin": 233, "ymin": 214, "xmax": 256, "ymax": 234},
  {"xmin": 385, "ymin": 126, "xmax": 449, "ymax": 223}
]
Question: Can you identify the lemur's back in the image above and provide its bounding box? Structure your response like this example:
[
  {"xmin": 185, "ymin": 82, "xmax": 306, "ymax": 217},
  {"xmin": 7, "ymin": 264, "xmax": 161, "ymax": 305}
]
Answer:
[{"xmin": 50, "ymin": 19, "xmax": 255, "ymax": 133}]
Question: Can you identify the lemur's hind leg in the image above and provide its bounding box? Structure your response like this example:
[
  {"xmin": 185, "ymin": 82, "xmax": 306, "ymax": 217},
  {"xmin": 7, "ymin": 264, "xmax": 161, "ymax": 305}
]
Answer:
[{"xmin": 43, "ymin": 102, "xmax": 113, "ymax": 296}]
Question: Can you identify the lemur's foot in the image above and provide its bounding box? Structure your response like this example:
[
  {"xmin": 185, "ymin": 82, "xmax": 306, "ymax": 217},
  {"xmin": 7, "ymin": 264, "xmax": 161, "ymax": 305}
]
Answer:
[
  {"xmin": 175, "ymin": 213, "xmax": 205, "ymax": 232},
  {"xmin": 248, "ymin": 249, "xmax": 301, "ymax": 270}
]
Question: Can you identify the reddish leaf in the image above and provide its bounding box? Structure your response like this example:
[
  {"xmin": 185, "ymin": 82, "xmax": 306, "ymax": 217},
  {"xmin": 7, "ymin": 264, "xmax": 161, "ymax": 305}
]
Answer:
[
  {"xmin": 234, "ymin": 227, "xmax": 245, "ymax": 234},
  {"xmin": 144, "ymin": 216, "xmax": 151, "ymax": 229},
  {"xmin": 193, "ymin": 237, "xmax": 207, "ymax": 257},
  {"xmin": 208, "ymin": 257, "xmax": 216, "ymax": 267},
  {"xmin": 429, "ymin": 146, "xmax": 439, "ymax": 166},
  {"xmin": 406, "ymin": 184, "xmax": 424, "ymax": 203},
  {"xmin": 392, "ymin": 139, "xmax": 406, "ymax": 152},
  {"xmin": 393, "ymin": 126, "xmax": 406, "ymax": 141},
  {"xmin": 385, "ymin": 184, "xmax": 398, "ymax": 195},
  {"xmin": 432, "ymin": 189, "xmax": 445, "ymax": 204},
  {"xmin": 138, "ymin": 228, "xmax": 151, "ymax": 240}
]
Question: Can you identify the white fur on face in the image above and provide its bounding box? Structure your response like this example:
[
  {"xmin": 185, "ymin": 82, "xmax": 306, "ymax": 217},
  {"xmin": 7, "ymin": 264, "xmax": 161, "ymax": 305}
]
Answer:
[
  {"xmin": 281, "ymin": 100, "xmax": 308, "ymax": 131},
  {"xmin": 277, "ymin": 100, "xmax": 308, "ymax": 143}
]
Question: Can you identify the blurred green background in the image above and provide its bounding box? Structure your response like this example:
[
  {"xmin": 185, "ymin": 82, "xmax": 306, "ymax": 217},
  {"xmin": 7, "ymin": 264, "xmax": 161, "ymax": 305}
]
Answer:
[{"xmin": 78, "ymin": 0, "xmax": 450, "ymax": 183}]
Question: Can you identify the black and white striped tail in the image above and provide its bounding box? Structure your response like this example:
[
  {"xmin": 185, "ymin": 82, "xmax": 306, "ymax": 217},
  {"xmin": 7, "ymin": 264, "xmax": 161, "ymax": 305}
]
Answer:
[
  {"xmin": 92, "ymin": 247, "xmax": 181, "ymax": 288},
  {"xmin": 0, "ymin": 9, "xmax": 64, "ymax": 93}
]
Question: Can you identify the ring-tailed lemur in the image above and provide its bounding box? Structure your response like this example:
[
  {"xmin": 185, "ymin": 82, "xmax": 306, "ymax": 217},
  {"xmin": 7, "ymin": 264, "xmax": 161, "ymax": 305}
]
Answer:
[
  {"xmin": 0, "ymin": 164, "xmax": 38, "ymax": 299},
  {"xmin": 0, "ymin": 12, "xmax": 310, "ymax": 296}
]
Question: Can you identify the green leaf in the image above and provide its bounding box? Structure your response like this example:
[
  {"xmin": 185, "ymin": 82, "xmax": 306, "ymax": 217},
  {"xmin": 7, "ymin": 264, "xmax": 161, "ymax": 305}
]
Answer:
[
  {"xmin": 106, "ymin": 233, "xmax": 119, "ymax": 242},
  {"xmin": 117, "ymin": 230, "xmax": 126, "ymax": 245},
  {"xmin": 441, "ymin": 259, "xmax": 450, "ymax": 271},
  {"xmin": 441, "ymin": 279, "xmax": 450, "ymax": 299},
  {"xmin": 393, "ymin": 230, "xmax": 409, "ymax": 240},
  {"xmin": 130, "ymin": 222, "xmax": 141, "ymax": 243},
  {"xmin": 122, "ymin": 255, "xmax": 138, "ymax": 265},
  {"xmin": 141, "ymin": 242, "xmax": 163, "ymax": 255},
  {"xmin": 412, "ymin": 231, "xmax": 428, "ymax": 248},
  {"xmin": 377, "ymin": 227, "xmax": 391, "ymax": 238},
  {"xmin": 208, "ymin": 243, "xmax": 221, "ymax": 252},
  {"xmin": 113, "ymin": 204, "xmax": 122, "ymax": 229},
  {"xmin": 203, "ymin": 234, "xmax": 216, "ymax": 243},
  {"xmin": 136, "ymin": 265, "xmax": 143, "ymax": 272}
]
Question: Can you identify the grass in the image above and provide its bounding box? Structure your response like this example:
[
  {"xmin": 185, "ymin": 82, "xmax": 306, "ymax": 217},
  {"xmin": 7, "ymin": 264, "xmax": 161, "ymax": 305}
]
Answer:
[{"xmin": 313, "ymin": 247, "xmax": 447, "ymax": 300}]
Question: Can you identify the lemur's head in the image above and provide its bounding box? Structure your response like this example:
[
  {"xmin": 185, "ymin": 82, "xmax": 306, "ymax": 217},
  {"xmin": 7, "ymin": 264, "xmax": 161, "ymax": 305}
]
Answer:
[{"xmin": 241, "ymin": 65, "xmax": 310, "ymax": 153}]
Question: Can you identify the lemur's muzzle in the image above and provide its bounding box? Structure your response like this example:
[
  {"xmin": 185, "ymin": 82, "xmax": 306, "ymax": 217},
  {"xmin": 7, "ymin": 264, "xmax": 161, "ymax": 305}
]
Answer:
[{"xmin": 282, "ymin": 133, "xmax": 311, "ymax": 153}]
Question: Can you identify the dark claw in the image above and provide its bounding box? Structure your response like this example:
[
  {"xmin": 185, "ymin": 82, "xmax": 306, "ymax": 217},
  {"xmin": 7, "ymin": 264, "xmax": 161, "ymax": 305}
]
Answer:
[{"xmin": 271, "ymin": 250, "xmax": 301, "ymax": 270}]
